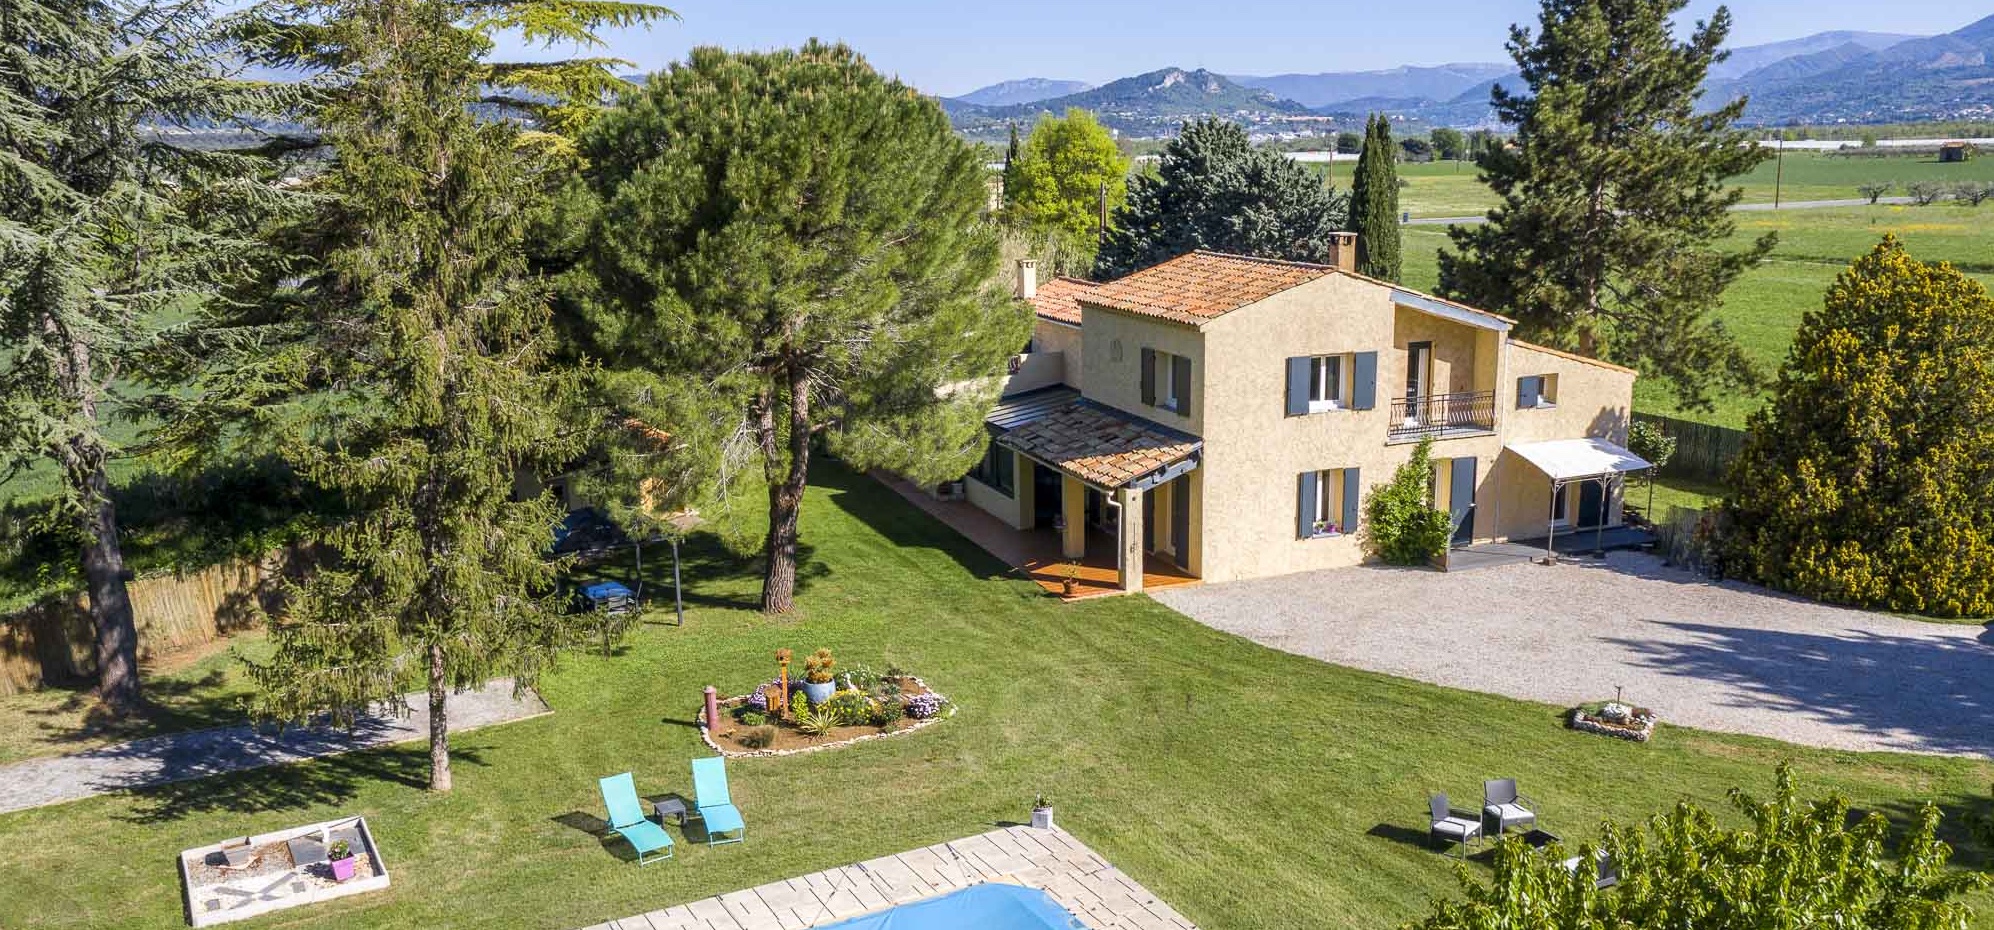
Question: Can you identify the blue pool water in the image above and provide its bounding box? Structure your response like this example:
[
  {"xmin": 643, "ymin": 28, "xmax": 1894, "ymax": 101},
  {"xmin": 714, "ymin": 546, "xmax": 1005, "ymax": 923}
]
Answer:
[{"xmin": 817, "ymin": 884, "xmax": 1086, "ymax": 929}]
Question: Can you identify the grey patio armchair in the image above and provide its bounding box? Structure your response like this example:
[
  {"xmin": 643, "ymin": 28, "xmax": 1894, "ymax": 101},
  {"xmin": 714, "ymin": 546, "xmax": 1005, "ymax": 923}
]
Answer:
[
  {"xmin": 1482, "ymin": 778, "xmax": 1538, "ymax": 837},
  {"xmin": 1428, "ymin": 793, "xmax": 1483, "ymax": 858}
]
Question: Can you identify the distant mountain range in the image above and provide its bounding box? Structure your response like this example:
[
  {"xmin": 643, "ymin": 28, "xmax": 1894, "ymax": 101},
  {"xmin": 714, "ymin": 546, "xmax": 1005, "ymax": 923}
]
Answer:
[
  {"xmin": 943, "ymin": 68, "xmax": 1318, "ymax": 136},
  {"xmin": 944, "ymin": 14, "xmax": 1994, "ymax": 135},
  {"xmin": 954, "ymin": 78, "xmax": 1093, "ymax": 107}
]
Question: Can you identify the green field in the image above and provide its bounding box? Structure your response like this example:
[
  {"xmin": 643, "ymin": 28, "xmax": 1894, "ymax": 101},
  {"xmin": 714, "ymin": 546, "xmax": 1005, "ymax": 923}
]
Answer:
[
  {"xmin": 1380, "ymin": 151, "xmax": 1994, "ymax": 220},
  {"xmin": 4, "ymin": 462, "xmax": 1994, "ymax": 929},
  {"xmin": 1401, "ymin": 204, "xmax": 1994, "ymax": 430}
]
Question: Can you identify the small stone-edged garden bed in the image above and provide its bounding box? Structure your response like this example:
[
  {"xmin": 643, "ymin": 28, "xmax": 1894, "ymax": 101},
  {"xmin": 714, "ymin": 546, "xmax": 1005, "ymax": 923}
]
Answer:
[
  {"xmin": 1569, "ymin": 700, "xmax": 1658, "ymax": 742},
  {"xmin": 697, "ymin": 650, "xmax": 954, "ymax": 758}
]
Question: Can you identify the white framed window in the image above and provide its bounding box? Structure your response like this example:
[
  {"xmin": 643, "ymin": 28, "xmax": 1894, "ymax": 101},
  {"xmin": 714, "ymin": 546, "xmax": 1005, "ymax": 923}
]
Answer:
[
  {"xmin": 1156, "ymin": 351, "xmax": 1181, "ymax": 411},
  {"xmin": 1310, "ymin": 468, "xmax": 1345, "ymax": 537},
  {"xmin": 1308, "ymin": 354, "xmax": 1348, "ymax": 411}
]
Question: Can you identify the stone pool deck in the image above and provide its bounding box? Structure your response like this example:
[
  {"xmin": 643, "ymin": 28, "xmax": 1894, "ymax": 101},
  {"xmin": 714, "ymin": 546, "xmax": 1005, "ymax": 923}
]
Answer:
[{"xmin": 579, "ymin": 825, "xmax": 1196, "ymax": 930}]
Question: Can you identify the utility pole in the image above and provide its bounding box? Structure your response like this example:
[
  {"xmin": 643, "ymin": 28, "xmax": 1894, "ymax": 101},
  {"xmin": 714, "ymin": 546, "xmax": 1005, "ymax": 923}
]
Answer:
[
  {"xmin": 1773, "ymin": 135, "xmax": 1785, "ymax": 209},
  {"xmin": 1098, "ymin": 180, "xmax": 1109, "ymax": 247}
]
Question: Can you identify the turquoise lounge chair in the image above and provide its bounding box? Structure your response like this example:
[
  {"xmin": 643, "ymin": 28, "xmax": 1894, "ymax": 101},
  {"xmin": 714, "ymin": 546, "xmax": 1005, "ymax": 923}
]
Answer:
[
  {"xmin": 690, "ymin": 757, "xmax": 746, "ymax": 846},
  {"xmin": 599, "ymin": 772, "xmax": 674, "ymax": 865}
]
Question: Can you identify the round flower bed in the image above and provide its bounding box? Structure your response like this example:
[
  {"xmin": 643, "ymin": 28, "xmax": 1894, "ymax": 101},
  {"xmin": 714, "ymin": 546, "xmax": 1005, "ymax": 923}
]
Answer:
[
  {"xmin": 1569, "ymin": 700, "xmax": 1658, "ymax": 742},
  {"xmin": 697, "ymin": 668, "xmax": 955, "ymax": 758}
]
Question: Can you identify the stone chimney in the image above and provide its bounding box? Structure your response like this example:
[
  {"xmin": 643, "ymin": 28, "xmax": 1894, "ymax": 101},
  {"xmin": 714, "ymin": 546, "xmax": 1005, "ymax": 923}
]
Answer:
[
  {"xmin": 1326, "ymin": 232, "xmax": 1358, "ymax": 273},
  {"xmin": 1016, "ymin": 258, "xmax": 1039, "ymax": 300}
]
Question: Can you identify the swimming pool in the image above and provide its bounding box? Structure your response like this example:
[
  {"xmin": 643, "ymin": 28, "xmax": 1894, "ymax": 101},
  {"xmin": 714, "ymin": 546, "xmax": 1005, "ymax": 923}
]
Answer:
[{"xmin": 816, "ymin": 884, "xmax": 1087, "ymax": 929}]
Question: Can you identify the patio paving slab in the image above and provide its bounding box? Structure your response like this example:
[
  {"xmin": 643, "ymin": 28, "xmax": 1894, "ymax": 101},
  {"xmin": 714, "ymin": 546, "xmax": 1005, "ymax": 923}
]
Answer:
[
  {"xmin": 1155, "ymin": 552, "xmax": 1994, "ymax": 757},
  {"xmin": 0, "ymin": 679, "xmax": 548, "ymax": 814},
  {"xmin": 579, "ymin": 826, "xmax": 1196, "ymax": 930}
]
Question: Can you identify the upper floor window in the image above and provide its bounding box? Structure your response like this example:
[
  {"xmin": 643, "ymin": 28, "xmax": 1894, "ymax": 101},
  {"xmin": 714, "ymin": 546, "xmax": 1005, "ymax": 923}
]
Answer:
[
  {"xmin": 1517, "ymin": 374, "xmax": 1559, "ymax": 409},
  {"xmin": 1141, "ymin": 348, "xmax": 1191, "ymax": 414},
  {"xmin": 1308, "ymin": 354, "xmax": 1347, "ymax": 411}
]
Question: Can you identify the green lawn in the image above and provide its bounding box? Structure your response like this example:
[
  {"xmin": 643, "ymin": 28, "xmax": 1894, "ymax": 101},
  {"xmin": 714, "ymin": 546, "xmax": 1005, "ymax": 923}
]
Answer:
[
  {"xmin": 1401, "ymin": 205, "xmax": 1994, "ymax": 430},
  {"xmin": 1387, "ymin": 151, "xmax": 1994, "ymax": 220},
  {"xmin": 4, "ymin": 461, "xmax": 1994, "ymax": 929},
  {"xmin": 0, "ymin": 631, "xmax": 270, "ymax": 766}
]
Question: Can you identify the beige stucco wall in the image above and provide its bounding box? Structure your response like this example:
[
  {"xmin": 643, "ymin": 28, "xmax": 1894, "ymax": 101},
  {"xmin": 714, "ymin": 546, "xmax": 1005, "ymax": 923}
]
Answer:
[
  {"xmin": 964, "ymin": 449, "xmax": 1026, "ymax": 529},
  {"xmin": 1032, "ymin": 319, "xmax": 1084, "ymax": 391},
  {"xmin": 1078, "ymin": 305, "xmax": 1204, "ymax": 434},
  {"xmin": 1191, "ymin": 275, "xmax": 1512, "ymax": 581},
  {"xmin": 1501, "ymin": 342, "xmax": 1636, "ymax": 445}
]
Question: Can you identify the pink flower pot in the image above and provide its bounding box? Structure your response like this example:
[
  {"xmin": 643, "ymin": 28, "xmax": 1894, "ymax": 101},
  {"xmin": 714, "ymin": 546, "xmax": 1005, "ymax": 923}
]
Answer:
[{"xmin": 329, "ymin": 855, "xmax": 357, "ymax": 882}]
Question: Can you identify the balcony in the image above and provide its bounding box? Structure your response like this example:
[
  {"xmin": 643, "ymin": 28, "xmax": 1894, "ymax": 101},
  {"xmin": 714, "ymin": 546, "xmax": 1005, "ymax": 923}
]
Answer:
[{"xmin": 1388, "ymin": 390, "xmax": 1496, "ymax": 442}]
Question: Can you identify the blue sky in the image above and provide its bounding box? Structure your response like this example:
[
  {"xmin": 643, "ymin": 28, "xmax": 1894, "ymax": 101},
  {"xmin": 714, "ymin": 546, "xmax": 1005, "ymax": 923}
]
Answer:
[{"xmin": 490, "ymin": 0, "xmax": 1983, "ymax": 97}]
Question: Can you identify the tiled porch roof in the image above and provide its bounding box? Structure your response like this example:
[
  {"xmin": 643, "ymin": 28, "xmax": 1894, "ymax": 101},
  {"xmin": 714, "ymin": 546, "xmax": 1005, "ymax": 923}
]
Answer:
[{"xmin": 998, "ymin": 400, "xmax": 1200, "ymax": 489}]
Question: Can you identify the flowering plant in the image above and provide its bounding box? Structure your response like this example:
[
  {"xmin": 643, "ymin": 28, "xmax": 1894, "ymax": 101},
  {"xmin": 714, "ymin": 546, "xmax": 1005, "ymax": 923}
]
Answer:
[{"xmin": 904, "ymin": 692, "xmax": 948, "ymax": 719}]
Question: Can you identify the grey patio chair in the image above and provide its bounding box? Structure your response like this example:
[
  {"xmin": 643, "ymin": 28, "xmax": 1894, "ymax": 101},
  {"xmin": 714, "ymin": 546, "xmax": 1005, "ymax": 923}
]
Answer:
[
  {"xmin": 1483, "ymin": 778, "xmax": 1538, "ymax": 837},
  {"xmin": 1428, "ymin": 793, "xmax": 1483, "ymax": 859}
]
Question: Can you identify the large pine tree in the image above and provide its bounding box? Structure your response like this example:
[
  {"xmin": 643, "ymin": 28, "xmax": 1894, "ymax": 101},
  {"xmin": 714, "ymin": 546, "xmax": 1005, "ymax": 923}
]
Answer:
[
  {"xmin": 1346, "ymin": 114, "xmax": 1402, "ymax": 282},
  {"xmin": 1437, "ymin": 0, "xmax": 1773, "ymax": 412},
  {"xmin": 160, "ymin": 0, "xmax": 670, "ymax": 791},
  {"xmin": 0, "ymin": 0, "xmax": 281, "ymax": 715},
  {"xmin": 566, "ymin": 43, "xmax": 1028, "ymax": 615},
  {"xmin": 1721, "ymin": 238, "xmax": 1994, "ymax": 618},
  {"xmin": 1095, "ymin": 118, "xmax": 1347, "ymax": 278}
]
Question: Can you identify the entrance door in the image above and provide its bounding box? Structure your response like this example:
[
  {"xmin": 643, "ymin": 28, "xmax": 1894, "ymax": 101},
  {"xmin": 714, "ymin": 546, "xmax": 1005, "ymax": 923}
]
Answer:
[
  {"xmin": 1405, "ymin": 341, "xmax": 1433, "ymax": 409},
  {"xmin": 1170, "ymin": 476, "xmax": 1191, "ymax": 569},
  {"xmin": 1577, "ymin": 480, "xmax": 1605, "ymax": 529},
  {"xmin": 1031, "ymin": 463, "xmax": 1061, "ymax": 526},
  {"xmin": 1449, "ymin": 456, "xmax": 1477, "ymax": 546}
]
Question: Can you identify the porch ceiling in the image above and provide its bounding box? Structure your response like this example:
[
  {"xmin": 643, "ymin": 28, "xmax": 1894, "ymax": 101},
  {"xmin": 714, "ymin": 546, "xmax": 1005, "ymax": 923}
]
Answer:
[{"xmin": 997, "ymin": 399, "xmax": 1201, "ymax": 489}]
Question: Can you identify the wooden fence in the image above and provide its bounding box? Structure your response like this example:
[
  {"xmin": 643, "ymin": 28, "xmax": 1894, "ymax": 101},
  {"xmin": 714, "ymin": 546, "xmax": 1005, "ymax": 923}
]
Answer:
[
  {"xmin": 0, "ymin": 548, "xmax": 305, "ymax": 695},
  {"xmin": 1634, "ymin": 413, "xmax": 1749, "ymax": 483}
]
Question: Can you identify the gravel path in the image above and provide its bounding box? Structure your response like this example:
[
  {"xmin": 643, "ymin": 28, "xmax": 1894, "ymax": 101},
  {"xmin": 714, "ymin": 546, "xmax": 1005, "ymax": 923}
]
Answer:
[
  {"xmin": 1153, "ymin": 554, "xmax": 1994, "ymax": 757},
  {"xmin": 0, "ymin": 680, "xmax": 549, "ymax": 814}
]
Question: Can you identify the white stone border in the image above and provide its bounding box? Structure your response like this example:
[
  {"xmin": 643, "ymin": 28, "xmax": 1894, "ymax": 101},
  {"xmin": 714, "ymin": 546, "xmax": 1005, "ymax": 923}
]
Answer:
[
  {"xmin": 695, "ymin": 676, "xmax": 955, "ymax": 758},
  {"xmin": 179, "ymin": 815, "xmax": 391, "ymax": 927},
  {"xmin": 1569, "ymin": 709, "xmax": 1658, "ymax": 742}
]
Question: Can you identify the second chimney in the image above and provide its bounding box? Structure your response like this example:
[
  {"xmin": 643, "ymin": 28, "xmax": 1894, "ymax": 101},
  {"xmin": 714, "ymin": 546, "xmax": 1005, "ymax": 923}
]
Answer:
[
  {"xmin": 1016, "ymin": 258, "xmax": 1039, "ymax": 300},
  {"xmin": 1326, "ymin": 232, "xmax": 1359, "ymax": 274}
]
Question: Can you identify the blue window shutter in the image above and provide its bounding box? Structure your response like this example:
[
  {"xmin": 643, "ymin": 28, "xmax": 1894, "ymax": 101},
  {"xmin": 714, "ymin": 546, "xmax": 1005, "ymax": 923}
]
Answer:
[
  {"xmin": 1351, "ymin": 351, "xmax": 1378, "ymax": 410},
  {"xmin": 1297, "ymin": 472, "xmax": 1317, "ymax": 539},
  {"xmin": 1285, "ymin": 357, "xmax": 1311, "ymax": 416},
  {"xmin": 1140, "ymin": 348, "xmax": 1156, "ymax": 406},
  {"xmin": 1517, "ymin": 375, "xmax": 1540, "ymax": 409},
  {"xmin": 1451, "ymin": 456, "xmax": 1476, "ymax": 531},
  {"xmin": 1173, "ymin": 354, "xmax": 1192, "ymax": 413},
  {"xmin": 1342, "ymin": 468, "xmax": 1362, "ymax": 533}
]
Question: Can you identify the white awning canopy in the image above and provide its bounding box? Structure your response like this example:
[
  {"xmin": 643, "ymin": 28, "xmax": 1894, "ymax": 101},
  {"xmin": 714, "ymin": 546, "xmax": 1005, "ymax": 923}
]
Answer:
[{"xmin": 1506, "ymin": 438, "xmax": 1653, "ymax": 482}]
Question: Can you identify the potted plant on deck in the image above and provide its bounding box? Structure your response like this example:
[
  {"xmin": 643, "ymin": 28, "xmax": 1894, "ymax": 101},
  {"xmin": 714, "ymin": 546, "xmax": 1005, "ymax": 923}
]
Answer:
[
  {"xmin": 1031, "ymin": 794, "xmax": 1054, "ymax": 830},
  {"xmin": 327, "ymin": 839, "xmax": 357, "ymax": 883},
  {"xmin": 801, "ymin": 648, "xmax": 839, "ymax": 705},
  {"xmin": 1060, "ymin": 561, "xmax": 1080, "ymax": 597}
]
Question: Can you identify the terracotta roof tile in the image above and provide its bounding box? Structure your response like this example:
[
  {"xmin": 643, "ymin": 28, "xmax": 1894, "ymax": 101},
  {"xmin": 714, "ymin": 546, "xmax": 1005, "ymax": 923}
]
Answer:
[
  {"xmin": 998, "ymin": 400, "xmax": 1200, "ymax": 489},
  {"xmin": 1079, "ymin": 251, "xmax": 1334, "ymax": 325},
  {"xmin": 1027, "ymin": 276, "xmax": 1097, "ymax": 326}
]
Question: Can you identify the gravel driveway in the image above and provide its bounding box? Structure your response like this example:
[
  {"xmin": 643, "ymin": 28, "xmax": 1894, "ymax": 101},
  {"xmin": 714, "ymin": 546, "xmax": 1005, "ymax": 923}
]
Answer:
[{"xmin": 1153, "ymin": 554, "xmax": 1994, "ymax": 757}]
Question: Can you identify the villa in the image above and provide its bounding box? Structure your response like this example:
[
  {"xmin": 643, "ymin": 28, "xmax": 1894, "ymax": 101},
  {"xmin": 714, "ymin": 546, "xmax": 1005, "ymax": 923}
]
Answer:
[{"xmin": 954, "ymin": 238, "xmax": 1648, "ymax": 594}]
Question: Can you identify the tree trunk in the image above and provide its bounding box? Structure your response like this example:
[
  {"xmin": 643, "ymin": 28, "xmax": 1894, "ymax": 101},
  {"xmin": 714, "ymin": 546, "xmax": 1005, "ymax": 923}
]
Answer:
[
  {"xmin": 426, "ymin": 642, "xmax": 452, "ymax": 792},
  {"xmin": 79, "ymin": 450, "xmax": 141, "ymax": 715},
  {"xmin": 761, "ymin": 361, "xmax": 812, "ymax": 614},
  {"xmin": 46, "ymin": 321, "xmax": 141, "ymax": 716}
]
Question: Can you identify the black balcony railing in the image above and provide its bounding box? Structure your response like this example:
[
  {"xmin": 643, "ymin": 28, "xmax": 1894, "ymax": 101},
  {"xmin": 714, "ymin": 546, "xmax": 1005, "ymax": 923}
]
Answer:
[{"xmin": 1388, "ymin": 390, "xmax": 1496, "ymax": 441}]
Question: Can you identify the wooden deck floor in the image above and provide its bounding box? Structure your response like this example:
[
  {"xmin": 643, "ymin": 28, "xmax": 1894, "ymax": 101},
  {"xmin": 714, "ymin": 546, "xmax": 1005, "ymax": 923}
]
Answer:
[{"xmin": 881, "ymin": 476, "xmax": 1198, "ymax": 600}]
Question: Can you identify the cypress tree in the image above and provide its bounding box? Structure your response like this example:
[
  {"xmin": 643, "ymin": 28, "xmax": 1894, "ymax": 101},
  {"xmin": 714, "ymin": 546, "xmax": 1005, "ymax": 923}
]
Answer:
[
  {"xmin": 1347, "ymin": 114, "xmax": 1403, "ymax": 282},
  {"xmin": 1437, "ymin": 0, "xmax": 1773, "ymax": 412},
  {"xmin": 568, "ymin": 43, "xmax": 1030, "ymax": 615}
]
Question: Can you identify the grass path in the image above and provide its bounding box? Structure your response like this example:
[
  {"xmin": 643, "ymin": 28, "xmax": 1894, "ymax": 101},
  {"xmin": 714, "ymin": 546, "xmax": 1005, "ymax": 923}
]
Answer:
[{"xmin": 2, "ymin": 463, "xmax": 1992, "ymax": 928}]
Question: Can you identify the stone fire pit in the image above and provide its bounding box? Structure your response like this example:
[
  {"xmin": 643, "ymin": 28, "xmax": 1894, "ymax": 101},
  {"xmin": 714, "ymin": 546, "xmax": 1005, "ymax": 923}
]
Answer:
[{"xmin": 178, "ymin": 816, "xmax": 390, "ymax": 927}]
